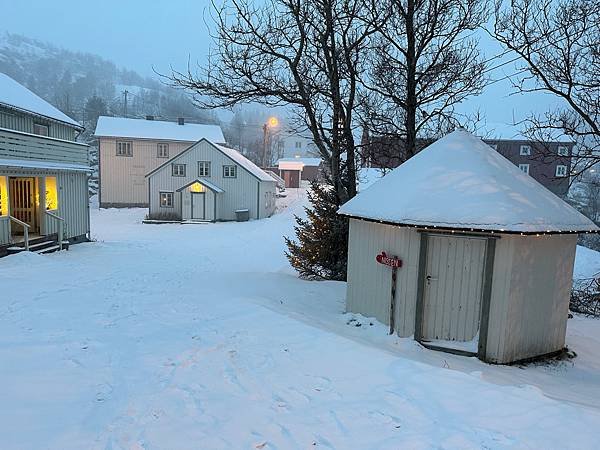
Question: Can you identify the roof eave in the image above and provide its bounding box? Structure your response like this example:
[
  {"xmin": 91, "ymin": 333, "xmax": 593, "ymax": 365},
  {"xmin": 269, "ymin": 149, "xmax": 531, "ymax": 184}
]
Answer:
[
  {"xmin": 338, "ymin": 212, "xmax": 599, "ymax": 236},
  {"xmin": 0, "ymin": 101, "xmax": 83, "ymax": 130}
]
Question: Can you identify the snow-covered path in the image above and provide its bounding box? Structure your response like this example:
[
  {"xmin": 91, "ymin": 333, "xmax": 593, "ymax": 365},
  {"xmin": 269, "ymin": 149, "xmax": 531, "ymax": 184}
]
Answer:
[{"xmin": 1, "ymin": 190, "xmax": 600, "ymax": 449}]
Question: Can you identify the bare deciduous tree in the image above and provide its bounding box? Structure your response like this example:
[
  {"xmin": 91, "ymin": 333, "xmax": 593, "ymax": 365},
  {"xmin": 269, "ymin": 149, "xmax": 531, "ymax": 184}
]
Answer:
[
  {"xmin": 494, "ymin": 0, "xmax": 600, "ymax": 178},
  {"xmin": 361, "ymin": 0, "xmax": 490, "ymax": 161},
  {"xmin": 170, "ymin": 0, "xmax": 382, "ymax": 204}
]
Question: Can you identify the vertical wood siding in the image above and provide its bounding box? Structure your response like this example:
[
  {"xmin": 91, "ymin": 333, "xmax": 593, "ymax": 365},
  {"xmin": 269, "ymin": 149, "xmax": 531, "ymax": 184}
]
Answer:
[
  {"xmin": 148, "ymin": 140, "xmax": 275, "ymax": 221},
  {"xmin": 420, "ymin": 235, "xmax": 486, "ymax": 342},
  {"xmin": 0, "ymin": 107, "xmax": 77, "ymax": 141},
  {"xmin": 486, "ymin": 234, "xmax": 577, "ymax": 363},
  {"xmin": 346, "ymin": 219, "xmax": 421, "ymax": 336},
  {"xmin": 99, "ymin": 138, "xmax": 193, "ymax": 206},
  {"xmin": 0, "ymin": 216, "xmax": 9, "ymax": 245}
]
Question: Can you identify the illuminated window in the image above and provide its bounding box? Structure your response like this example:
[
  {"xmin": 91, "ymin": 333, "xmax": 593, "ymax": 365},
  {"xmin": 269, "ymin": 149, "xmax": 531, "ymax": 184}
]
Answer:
[
  {"xmin": 0, "ymin": 176, "xmax": 7, "ymax": 216},
  {"xmin": 160, "ymin": 192, "xmax": 173, "ymax": 207},
  {"xmin": 46, "ymin": 176, "xmax": 58, "ymax": 210},
  {"xmin": 190, "ymin": 182, "xmax": 205, "ymax": 193}
]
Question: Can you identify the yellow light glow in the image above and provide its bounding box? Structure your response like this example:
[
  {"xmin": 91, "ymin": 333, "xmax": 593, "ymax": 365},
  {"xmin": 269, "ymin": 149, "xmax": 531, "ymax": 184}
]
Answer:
[
  {"xmin": 190, "ymin": 182, "xmax": 205, "ymax": 193},
  {"xmin": 46, "ymin": 176, "xmax": 58, "ymax": 210},
  {"xmin": 268, "ymin": 117, "xmax": 279, "ymax": 127},
  {"xmin": 0, "ymin": 176, "xmax": 7, "ymax": 216}
]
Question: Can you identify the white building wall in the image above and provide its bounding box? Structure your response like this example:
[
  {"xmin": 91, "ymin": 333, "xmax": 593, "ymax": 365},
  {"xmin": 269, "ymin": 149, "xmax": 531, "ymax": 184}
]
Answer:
[
  {"xmin": 346, "ymin": 219, "xmax": 421, "ymax": 335},
  {"xmin": 100, "ymin": 137, "xmax": 193, "ymax": 206},
  {"xmin": 486, "ymin": 234, "xmax": 577, "ymax": 363},
  {"xmin": 148, "ymin": 140, "xmax": 272, "ymax": 221}
]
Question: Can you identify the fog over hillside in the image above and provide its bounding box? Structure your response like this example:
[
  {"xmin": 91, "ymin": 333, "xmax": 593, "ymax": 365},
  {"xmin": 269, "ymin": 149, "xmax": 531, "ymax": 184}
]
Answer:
[{"xmin": 0, "ymin": 32, "xmax": 219, "ymax": 136}]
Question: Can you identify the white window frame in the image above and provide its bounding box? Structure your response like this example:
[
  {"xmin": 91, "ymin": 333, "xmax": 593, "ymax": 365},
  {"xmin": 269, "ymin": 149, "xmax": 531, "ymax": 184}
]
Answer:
[
  {"xmin": 557, "ymin": 146, "xmax": 569, "ymax": 156},
  {"xmin": 556, "ymin": 165, "xmax": 568, "ymax": 177},
  {"xmin": 198, "ymin": 161, "xmax": 211, "ymax": 177},
  {"xmin": 116, "ymin": 141, "xmax": 133, "ymax": 157},
  {"xmin": 159, "ymin": 191, "xmax": 174, "ymax": 208},
  {"xmin": 520, "ymin": 145, "xmax": 531, "ymax": 156},
  {"xmin": 33, "ymin": 123, "xmax": 49, "ymax": 136},
  {"xmin": 157, "ymin": 143, "xmax": 169, "ymax": 158},
  {"xmin": 518, "ymin": 163, "xmax": 530, "ymax": 175},
  {"xmin": 172, "ymin": 164, "xmax": 186, "ymax": 177},
  {"xmin": 223, "ymin": 165, "xmax": 237, "ymax": 178}
]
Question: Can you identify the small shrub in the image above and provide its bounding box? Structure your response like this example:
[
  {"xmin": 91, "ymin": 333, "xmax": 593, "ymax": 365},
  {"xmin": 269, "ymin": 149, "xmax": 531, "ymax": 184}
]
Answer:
[
  {"xmin": 145, "ymin": 212, "xmax": 182, "ymax": 221},
  {"xmin": 571, "ymin": 277, "xmax": 600, "ymax": 317}
]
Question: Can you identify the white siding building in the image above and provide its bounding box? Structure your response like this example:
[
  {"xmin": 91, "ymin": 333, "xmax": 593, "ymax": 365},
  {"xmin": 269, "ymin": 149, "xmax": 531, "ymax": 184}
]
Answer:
[
  {"xmin": 0, "ymin": 73, "xmax": 90, "ymax": 256},
  {"xmin": 338, "ymin": 129, "xmax": 598, "ymax": 364},
  {"xmin": 146, "ymin": 139, "xmax": 277, "ymax": 222},
  {"xmin": 95, "ymin": 116, "xmax": 225, "ymax": 208}
]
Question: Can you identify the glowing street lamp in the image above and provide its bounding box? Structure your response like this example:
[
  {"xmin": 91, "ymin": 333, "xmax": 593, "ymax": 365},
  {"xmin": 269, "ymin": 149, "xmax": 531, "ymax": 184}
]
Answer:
[{"xmin": 262, "ymin": 116, "xmax": 279, "ymax": 167}]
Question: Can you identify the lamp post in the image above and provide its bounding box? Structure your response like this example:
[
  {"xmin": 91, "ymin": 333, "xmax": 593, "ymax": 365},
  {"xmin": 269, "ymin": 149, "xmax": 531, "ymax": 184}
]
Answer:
[{"xmin": 262, "ymin": 116, "xmax": 279, "ymax": 167}]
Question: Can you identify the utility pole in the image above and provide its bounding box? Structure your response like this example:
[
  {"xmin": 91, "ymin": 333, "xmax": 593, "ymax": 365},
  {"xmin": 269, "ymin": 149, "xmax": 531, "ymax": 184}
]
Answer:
[
  {"xmin": 123, "ymin": 90, "xmax": 129, "ymax": 117},
  {"xmin": 262, "ymin": 123, "xmax": 268, "ymax": 168}
]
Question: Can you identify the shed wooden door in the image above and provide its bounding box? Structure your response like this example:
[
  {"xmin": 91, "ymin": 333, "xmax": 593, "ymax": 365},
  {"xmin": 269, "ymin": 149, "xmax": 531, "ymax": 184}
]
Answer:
[
  {"xmin": 191, "ymin": 192, "xmax": 205, "ymax": 220},
  {"xmin": 9, "ymin": 177, "xmax": 37, "ymax": 234},
  {"xmin": 420, "ymin": 235, "xmax": 486, "ymax": 343}
]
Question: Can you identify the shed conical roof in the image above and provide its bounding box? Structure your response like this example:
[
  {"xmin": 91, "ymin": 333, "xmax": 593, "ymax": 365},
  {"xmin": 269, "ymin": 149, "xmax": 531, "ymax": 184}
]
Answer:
[{"xmin": 338, "ymin": 129, "xmax": 598, "ymax": 233}]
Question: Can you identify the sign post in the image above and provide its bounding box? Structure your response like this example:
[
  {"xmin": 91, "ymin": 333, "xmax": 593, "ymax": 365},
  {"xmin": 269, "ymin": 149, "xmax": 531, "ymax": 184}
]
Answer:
[{"xmin": 376, "ymin": 252, "xmax": 402, "ymax": 335}]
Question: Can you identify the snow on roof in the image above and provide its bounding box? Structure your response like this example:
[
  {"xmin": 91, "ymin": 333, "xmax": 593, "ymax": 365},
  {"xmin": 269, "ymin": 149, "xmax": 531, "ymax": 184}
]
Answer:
[
  {"xmin": 214, "ymin": 143, "xmax": 276, "ymax": 182},
  {"xmin": 339, "ymin": 129, "xmax": 598, "ymax": 233},
  {"xmin": 95, "ymin": 116, "xmax": 225, "ymax": 143},
  {"xmin": 278, "ymin": 157, "xmax": 322, "ymax": 166},
  {"xmin": 0, "ymin": 158, "xmax": 91, "ymax": 172},
  {"xmin": 0, "ymin": 73, "xmax": 81, "ymax": 128},
  {"xmin": 357, "ymin": 167, "xmax": 385, "ymax": 192}
]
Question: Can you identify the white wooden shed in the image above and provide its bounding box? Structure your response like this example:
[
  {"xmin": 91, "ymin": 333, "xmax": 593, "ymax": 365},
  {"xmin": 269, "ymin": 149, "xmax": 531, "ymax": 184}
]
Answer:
[{"xmin": 338, "ymin": 130, "xmax": 598, "ymax": 364}]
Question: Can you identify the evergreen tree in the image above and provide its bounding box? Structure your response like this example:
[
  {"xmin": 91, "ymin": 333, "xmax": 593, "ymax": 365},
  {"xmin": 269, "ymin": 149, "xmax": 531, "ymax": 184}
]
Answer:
[{"xmin": 285, "ymin": 181, "xmax": 349, "ymax": 281}]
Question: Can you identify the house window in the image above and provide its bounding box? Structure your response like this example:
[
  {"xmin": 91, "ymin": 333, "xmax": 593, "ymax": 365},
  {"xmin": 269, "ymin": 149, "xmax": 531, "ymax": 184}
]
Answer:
[
  {"xmin": 172, "ymin": 164, "xmax": 186, "ymax": 177},
  {"xmin": 0, "ymin": 176, "xmax": 7, "ymax": 216},
  {"xmin": 295, "ymin": 141, "xmax": 302, "ymax": 149},
  {"xmin": 198, "ymin": 161, "xmax": 211, "ymax": 177},
  {"xmin": 159, "ymin": 192, "xmax": 174, "ymax": 208},
  {"xmin": 116, "ymin": 141, "xmax": 133, "ymax": 157},
  {"xmin": 557, "ymin": 146, "xmax": 569, "ymax": 156},
  {"xmin": 520, "ymin": 145, "xmax": 531, "ymax": 156},
  {"xmin": 33, "ymin": 123, "xmax": 49, "ymax": 136},
  {"xmin": 45, "ymin": 176, "xmax": 58, "ymax": 210},
  {"xmin": 223, "ymin": 165, "xmax": 237, "ymax": 178},
  {"xmin": 556, "ymin": 165, "xmax": 568, "ymax": 177},
  {"xmin": 157, "ymin": 143, "xmax": 169, "ymax": 158},
  {"xmin": 519, "ymin": 164, "xmax": 530, "ymax": 175}
]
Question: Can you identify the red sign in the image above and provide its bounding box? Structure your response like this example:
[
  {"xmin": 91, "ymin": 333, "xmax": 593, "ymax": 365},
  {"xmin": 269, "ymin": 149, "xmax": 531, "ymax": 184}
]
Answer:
[{"xmin": 376, "ymin": 252, "xmax": 402, "ymax": 268}]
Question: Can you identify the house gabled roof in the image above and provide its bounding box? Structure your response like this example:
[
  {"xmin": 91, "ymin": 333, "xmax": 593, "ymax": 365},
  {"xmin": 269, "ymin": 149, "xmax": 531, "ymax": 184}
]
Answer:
[
  {"xmin": 339, "ymin": 129, "xmax": 598, "ymax": 234},
  {"xmin": 176, "ymin": 178, "xmax": 225, "ymax": 193},
  {"xmin": 0, "ymin": 73, "xmax": 82, "ymax": 129},
  {"xmin": 95, "ymin": 116, "xmax": 225, "ymax": 143},
  {"xmin": 145, "ymin": 138, "xmax": 277, "ymax": 183}
]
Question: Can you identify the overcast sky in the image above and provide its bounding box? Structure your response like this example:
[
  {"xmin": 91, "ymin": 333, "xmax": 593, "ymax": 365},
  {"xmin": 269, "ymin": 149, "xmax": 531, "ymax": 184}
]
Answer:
[{"xmin": 2, "ymin": 0, "xmax": 561, "ymax": 130}]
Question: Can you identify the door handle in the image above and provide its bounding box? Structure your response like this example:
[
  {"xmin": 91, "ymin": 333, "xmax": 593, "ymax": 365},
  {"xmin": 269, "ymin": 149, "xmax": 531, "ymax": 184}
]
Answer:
[{"xmin": 426, "ymin": 275, "xmax": 438, "ymax": 283}]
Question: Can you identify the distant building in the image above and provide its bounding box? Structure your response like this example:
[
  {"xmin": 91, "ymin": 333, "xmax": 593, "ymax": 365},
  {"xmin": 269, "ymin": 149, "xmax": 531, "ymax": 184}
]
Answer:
[
  {"xmin": 145, "ymin": 139, "xmax": 277, "ymax": 222},
  {"xmin": 278, "ymin": 129, "xmax": 319, "ymax": 159},
  {"xmin": 0, "ymin": 73, "xmax": 91, "ymax": 256},
  {"xmin": 360, "ymin": 126, "xmax": 573, "ymax": 197},
  {"xmin": 94, "ymin": 116, "xmax": 225, "ymax": 208},
  {"xmin": 277, "ymin": 157, "xmax": 323, "ymax": 188}
]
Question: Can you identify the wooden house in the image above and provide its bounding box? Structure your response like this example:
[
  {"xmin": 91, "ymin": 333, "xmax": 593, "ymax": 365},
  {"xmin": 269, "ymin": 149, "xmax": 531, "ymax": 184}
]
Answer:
[
  {"xmin": 339, "ymin": 130, "xmax": 598, "ymax": 364},
  {"xmin": 94, "ymin": 116, "xmax": 225, "ymax": 208},
  {"xmin": 0, "ymin": 73, "xmax": 90, "ymax": 256},
  {"xmin": 146, "ymin": 139, "xmax": 277, "ymax": 222}
]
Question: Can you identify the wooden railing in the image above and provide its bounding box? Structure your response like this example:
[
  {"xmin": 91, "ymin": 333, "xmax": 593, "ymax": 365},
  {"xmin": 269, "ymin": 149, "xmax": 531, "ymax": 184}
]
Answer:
[
  {"xmin": 45, "ymin": 210, "xmax": 65, "ymax": 250},
  {"xmin": 0, "ymin": 127, "xmax": 89, "ymax": 165},
  {"xmin": 9, "ymin": 216, "xmax": 30, "ymax": 250}
]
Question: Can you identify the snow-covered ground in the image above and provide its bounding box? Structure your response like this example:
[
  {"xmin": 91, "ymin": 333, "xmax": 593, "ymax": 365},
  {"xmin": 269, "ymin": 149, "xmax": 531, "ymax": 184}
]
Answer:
[{"xmin": 2, "ymin": 189, "xmax": 600, "ymax": 449}]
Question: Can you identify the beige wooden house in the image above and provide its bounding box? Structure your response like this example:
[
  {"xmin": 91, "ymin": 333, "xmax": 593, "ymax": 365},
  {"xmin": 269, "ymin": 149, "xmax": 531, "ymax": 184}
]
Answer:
[
  {"xmin": 146, "ymin": 139, "xmax": 277, "ymax": 222},
  {"xmin": 94, "ymin": 116, "xmax": 225, "ymax": 208},
  {"xmin": 338, "ymin": 130, "xmax": 598, "ymax": 364},
  {"xmin": 0, "ymin": 73, "xmax": 90, "ymax": 256}
]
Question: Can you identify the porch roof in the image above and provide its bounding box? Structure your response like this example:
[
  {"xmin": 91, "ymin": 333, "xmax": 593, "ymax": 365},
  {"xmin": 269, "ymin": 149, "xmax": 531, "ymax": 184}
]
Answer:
[
  {"xmin": 176, "ymin": 178, "xmax": 225, "ymax": 194},
  {"xmin": 0, "ymin": 158, "xmax": 92, "ymax": 172}
]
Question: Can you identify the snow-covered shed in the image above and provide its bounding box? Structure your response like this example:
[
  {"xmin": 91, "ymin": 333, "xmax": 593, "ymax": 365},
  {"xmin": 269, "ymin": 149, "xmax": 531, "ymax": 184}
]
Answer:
[
  {"xmin": 338, "ymin": 129, "xmax": 598, "ymax": 364},
  {"xmin": 146, "ymin": 139, "xmax": 277, "ymax": 222}
]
